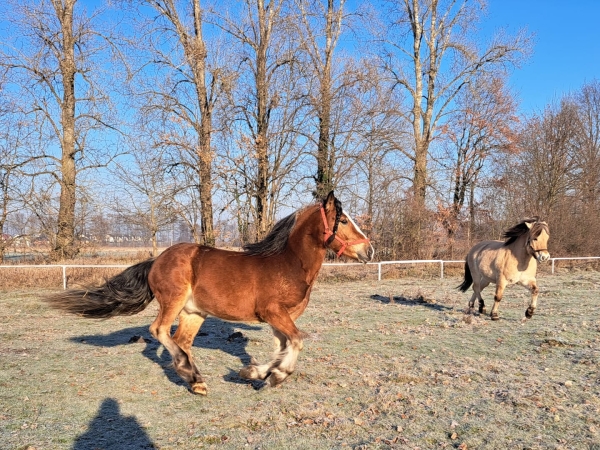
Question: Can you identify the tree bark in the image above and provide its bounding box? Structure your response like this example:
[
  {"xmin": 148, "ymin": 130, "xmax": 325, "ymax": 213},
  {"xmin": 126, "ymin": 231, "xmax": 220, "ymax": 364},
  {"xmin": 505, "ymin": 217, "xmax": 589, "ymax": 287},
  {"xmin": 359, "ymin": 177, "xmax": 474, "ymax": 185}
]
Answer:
[
  {"xmin": 254, "ymin": 0, "xmax": 271, "ymax": 240},
  {"xmin": 52, "ymin": 0, "xmax": 78, "ymax": 261},
  {"xmin": 190, "ymin": 0, "xmax": 215, "ymax": 246},
  {"xmin": 314, "ymin": 0, "xmax": 338, "ymax": 199}
]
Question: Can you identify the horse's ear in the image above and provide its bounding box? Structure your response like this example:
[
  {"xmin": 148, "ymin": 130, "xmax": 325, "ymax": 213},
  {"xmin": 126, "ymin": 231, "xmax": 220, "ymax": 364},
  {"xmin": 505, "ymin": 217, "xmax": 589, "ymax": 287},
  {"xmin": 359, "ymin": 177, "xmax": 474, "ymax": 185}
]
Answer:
[
  {"xmin": 324, "ymin": 191, "xmax": 336, "ymax": 212},
  {"xmin": 524, "ymin": 217, "xmax": 539, "ymax": 229}
]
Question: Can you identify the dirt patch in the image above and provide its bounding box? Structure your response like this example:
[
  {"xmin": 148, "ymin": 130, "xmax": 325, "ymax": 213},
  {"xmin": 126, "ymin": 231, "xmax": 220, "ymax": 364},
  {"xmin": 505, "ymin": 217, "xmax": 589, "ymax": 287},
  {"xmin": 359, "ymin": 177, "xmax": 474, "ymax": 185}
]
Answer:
[{"xmin": 1, "ymin": 272, "xmax": 600, "ymax": 449}]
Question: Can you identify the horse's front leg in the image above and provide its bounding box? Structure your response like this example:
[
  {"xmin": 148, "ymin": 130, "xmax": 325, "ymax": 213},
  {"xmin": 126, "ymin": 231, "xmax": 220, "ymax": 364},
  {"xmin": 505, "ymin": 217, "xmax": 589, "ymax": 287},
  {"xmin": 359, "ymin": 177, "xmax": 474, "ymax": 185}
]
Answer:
[
  {"xmin": 238, "ymin": 327, "xmax": 287, "ymax": 381},
  {"xmin": 239, "ymin": 309, "xmax": 304, "ymax": 387},
  {"xmin": 266, "ymin": 327, "xmax": 304, "ymax": 387},
  {"xmin": 476, "ymin": 280, "xmax": 490, "ymax": 314},
  {"xmin": 490, "ymin": 281, "xmax": 506, "ymax": 321},
  {"xmin": 525, "ymin": 280, "xmax": 539, "ymax": 319}
]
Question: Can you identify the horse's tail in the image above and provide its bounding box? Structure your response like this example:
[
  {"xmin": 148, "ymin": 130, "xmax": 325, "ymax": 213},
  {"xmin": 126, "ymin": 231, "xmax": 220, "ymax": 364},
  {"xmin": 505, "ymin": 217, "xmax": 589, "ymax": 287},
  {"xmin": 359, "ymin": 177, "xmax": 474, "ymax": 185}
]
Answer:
[
  {"xmin": 43, "ymin": 258, "xmax": 156, "ymax": 318},
  {"xmin": 457, "ymin": 260, "xmax": 473, "ymax": 292}
]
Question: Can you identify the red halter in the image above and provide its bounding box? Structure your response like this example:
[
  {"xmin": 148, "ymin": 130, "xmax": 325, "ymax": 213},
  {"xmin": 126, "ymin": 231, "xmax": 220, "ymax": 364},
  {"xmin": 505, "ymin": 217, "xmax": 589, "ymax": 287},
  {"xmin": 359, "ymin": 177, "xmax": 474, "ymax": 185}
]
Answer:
[{"xmin": 320, "ymin": 205, "xmax": 371, "ymax": 257}]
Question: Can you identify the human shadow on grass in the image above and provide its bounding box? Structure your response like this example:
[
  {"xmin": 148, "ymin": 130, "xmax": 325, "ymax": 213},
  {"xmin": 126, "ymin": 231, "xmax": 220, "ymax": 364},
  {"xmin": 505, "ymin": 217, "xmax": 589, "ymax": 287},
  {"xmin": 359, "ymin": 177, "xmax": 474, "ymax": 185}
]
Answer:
[
  {"xmin": 70, "ymin": 317, "xmax": 264, "ymax": 389},
  {"xmin": 370, "ymin": 293, "xmax": 452, "ymax": 311},
  {"xmin": 72, "ymin": 398, "xmax": 155, "ymax": 450}
]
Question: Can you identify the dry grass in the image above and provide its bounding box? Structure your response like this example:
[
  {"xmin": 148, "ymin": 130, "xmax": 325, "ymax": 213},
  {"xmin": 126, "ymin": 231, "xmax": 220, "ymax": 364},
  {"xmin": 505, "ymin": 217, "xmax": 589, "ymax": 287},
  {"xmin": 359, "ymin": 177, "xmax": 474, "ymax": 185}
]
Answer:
[{"xmin": 1, "ymin": 271, "xmax": 600, "ymax": 449}]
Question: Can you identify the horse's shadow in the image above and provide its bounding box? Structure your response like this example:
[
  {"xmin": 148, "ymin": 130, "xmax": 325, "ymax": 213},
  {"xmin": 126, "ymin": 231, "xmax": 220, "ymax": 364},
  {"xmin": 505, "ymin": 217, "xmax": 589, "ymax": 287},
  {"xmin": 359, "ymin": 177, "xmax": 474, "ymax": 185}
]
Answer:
[
  {"xmin": 370, "ymin": 293, "xmax": 452, "ymax": 311},
  {"xmin": 73, "ymin": 398, "xmax": 155, "ymax": 449},
  {"xmin": 71, "ymin": 317, "xmax": 264, "ymax": 389}
]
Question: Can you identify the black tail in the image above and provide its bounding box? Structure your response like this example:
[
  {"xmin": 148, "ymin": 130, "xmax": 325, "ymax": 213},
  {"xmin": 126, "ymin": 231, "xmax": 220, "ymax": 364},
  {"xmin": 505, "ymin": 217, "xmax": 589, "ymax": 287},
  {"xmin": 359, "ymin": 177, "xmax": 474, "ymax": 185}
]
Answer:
[
  {"xmin": 43, "ymin": 259, "xmax": 155, "ymax": 318},
  {"xmin": 457, "ymin": 260, "xmax": 473, "ymax": 292}
]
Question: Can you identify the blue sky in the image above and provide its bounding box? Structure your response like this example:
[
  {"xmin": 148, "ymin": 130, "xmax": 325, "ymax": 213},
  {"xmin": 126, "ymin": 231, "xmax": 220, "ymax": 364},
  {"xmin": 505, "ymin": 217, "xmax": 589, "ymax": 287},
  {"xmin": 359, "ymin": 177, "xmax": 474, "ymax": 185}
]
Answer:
[{"xmin": 483, "ymin": 0, "xmax": 600, "ymax": 114}]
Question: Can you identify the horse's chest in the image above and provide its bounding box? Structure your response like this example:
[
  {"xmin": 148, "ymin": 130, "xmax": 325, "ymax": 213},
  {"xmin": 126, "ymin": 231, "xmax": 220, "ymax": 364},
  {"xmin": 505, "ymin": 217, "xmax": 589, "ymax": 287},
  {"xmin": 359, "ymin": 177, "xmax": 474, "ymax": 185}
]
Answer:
[{"xmin": 505, "ymin": 267, "xmax": 534, "ymax": 285}]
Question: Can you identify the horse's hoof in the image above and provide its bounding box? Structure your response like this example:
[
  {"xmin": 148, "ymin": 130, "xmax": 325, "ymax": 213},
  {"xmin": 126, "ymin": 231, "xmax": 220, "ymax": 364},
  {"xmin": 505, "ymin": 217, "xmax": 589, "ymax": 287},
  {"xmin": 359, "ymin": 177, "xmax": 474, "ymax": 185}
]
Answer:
[
  {"xmin": 490, "ymin": 313, "xmax": 499, "ymax": 321},
  {"xmin": 525, "ymin": 308, "xmax": 534, "ymax": 319},
  {"xmin": 479, "ymin": 307, "xmax": 487, "ymax": 314},
  {"xmin": 239, "ymin": 365, "xmax": 261, "ymax": 380},
  {"xmin": 266, "ymin": 369, "xmax": 288, "ymax": 387},
  {"xmin": 191, "ymin": 382, "xmax": 208, "ymax": 396}
]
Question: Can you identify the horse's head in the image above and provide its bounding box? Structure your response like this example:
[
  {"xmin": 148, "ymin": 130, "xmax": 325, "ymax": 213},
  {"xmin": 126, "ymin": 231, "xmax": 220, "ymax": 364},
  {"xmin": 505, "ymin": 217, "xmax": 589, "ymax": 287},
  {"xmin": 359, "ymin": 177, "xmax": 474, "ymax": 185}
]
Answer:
[
  {"xmin": 321, "ymin": 191, "xmax": 374, "ymax": 263},
  {"xmin": 525, "ymin": 219, "xmax": 550, "ymax": 262}
]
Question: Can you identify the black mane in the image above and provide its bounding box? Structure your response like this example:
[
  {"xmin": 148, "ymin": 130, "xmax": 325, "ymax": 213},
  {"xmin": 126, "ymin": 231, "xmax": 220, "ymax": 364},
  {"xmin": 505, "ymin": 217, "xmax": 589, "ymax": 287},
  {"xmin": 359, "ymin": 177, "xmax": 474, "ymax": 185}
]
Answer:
[
  {"xmin": 242, "ymin": 212, "xmax": 298, "ymax": 257},
  {"xmin": 242, "ymin": 193, "xmax": 344, "ymax": 256},
  {"xmin": 502, "ymin": 217, "xmax": 549, "ymax": 246},
  {"xmin": 325, "ymin": 197, "xmax": 343, "ymax": 246}
]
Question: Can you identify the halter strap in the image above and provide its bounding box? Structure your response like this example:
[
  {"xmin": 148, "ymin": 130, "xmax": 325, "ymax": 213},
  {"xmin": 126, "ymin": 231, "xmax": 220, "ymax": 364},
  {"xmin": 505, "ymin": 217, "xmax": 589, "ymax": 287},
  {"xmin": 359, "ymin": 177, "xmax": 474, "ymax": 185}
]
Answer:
[
  {"xmin": 527, "ymin": 239, "xmax": 548, "ymax": 254},
  {"xmin": 320, "ymin": 205, "xmax": 370, "ymax": 257}
]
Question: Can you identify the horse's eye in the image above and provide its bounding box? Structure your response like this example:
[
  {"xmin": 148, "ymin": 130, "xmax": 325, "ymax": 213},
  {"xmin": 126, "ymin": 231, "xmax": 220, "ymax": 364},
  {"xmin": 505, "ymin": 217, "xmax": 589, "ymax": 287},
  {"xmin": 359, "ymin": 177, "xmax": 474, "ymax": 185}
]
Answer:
[{"xmin": 340, "ymin": 218, "xmax": 348, "ymax": 225}]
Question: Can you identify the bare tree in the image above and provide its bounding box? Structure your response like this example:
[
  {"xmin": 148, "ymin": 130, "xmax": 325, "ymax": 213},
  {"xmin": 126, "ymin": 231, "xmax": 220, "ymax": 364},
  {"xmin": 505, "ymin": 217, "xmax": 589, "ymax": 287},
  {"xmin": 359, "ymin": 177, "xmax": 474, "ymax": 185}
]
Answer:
[
  {"xmin": 0, "ymin": 109, "xmax": 33, "ymax": 261},
  {"xmin": 133, "ymin": 0, "xmax": 227, "ymax": 246},
  {"xmin": 1, "ymin": 0, "xmax": 119, "ymax": 260},
  {"xmin": 336, "ymin": 62, "xmax": 412, "ymax": 257},
  {"xmin": 437, "ymin": 75, "xmax": 518, "ymax": 253},
  {"xmin": 376, "ymin": 0, "xmax": 529, "ymax": 211},
  {"xmin": 572, "ymin": 80, "xmax": 600, "ymax": 208},
  {"xmin": 294, "ymin": 0, "xmax": 348, "ymax": 198},
  {"xmin": 216, "ymin": 0, "xmax": 305, "ymax": 240},
  {"xmin": 112, "ymin": 148, "xmax": 178, "ymax": 257},
  {"xmin": 565, "ymin": 80, "xmax": 600, "ymax": 254}
]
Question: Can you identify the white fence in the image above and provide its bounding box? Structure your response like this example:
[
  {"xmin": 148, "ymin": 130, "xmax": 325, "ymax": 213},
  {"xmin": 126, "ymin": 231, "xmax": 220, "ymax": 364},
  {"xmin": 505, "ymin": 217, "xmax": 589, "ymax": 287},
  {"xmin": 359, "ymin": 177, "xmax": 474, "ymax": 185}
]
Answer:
[{"xmin": 2, "ymin": 257, "xmax": 600, "ymax": 289}]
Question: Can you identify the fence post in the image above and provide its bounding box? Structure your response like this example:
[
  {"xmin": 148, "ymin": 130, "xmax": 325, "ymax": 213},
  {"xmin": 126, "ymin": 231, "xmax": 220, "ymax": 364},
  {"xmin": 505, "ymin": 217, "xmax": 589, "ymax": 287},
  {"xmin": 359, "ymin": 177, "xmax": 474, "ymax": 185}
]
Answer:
[
  {"xmin": 378, "ymin": 263, "xmax": 381, "ymax": 281},
  {"xmin": 440, "ymin": 261, "xmax": 444, "ymax": 279},
  {"xmin": 552, "ymin": 259, "xmax": 555, "ymax": 274},
  {"xmin": 62, "ymin": 265, "xmax": 67, "ymax": 290}
]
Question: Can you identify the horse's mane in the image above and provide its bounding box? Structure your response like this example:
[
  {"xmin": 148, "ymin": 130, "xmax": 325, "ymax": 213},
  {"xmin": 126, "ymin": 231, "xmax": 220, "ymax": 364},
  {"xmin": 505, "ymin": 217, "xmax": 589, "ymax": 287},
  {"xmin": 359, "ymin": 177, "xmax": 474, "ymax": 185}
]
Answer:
[
  {"xmin": 242, "ymin": 195, "xmax": 343, "ymax": 257},
  {"xmin": 242, "ymin": 212, "xmax": 298, "ymax": 256},
  {"xmin": 502, "ymin": 217, "xmax": 549, "ymax": 246},
  {"xmin": 325, "ymin": 197, "xmax": 343, "ymax": 246}
]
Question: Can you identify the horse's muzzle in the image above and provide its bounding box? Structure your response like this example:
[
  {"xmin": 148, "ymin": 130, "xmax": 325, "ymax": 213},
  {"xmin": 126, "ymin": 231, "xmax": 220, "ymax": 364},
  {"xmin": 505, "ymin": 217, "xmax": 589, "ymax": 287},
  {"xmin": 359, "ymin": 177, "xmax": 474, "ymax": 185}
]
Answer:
[
  {"xmin": 358, "ymin": 244, "xmax": 375, "ymax": 263},
  {"xmin": 536, "ymin": 252, "xmax": 550, "ymax": 263}
]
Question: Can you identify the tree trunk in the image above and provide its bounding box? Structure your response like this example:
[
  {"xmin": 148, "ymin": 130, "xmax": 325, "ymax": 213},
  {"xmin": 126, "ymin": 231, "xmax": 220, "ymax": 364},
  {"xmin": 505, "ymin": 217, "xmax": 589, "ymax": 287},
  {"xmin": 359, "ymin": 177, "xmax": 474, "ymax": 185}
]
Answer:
[
  {"xmin": 314, "ymin": 0, "xmax": 337, "ymax": 199},
  {"xmin": 254, "ymin": 0, "xmax": 271, "ymax": 240},
  {"xmin": 191, "ymin": 0, "xmax": 215, "ymax": 246},
  {"xmin": 52, "ymin": 0, "xmax": 78, "ymax": 261},
  {"xmin": 197, "ymin": 137, "xmax": 215, "ymax": 246}
]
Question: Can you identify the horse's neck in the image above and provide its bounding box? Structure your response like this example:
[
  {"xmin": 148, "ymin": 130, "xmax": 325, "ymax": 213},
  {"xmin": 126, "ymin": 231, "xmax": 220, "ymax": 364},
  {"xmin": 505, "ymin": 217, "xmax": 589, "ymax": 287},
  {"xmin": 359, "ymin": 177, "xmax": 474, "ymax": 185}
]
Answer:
[
  {"xmin": 286, "ymin": 208, "xmax": 327, "ymax": 281},
  {"xmin": 508, "ymin": 235, "xmax": 533, "ymax": 261}
]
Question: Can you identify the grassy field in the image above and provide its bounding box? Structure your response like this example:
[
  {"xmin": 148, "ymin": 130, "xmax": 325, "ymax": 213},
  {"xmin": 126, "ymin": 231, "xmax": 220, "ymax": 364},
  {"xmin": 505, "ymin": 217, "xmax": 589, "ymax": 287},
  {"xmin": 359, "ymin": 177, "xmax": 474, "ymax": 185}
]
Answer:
[{"xmin": 1, "ymin": 269, "xmax": 599, "ymax": 449}]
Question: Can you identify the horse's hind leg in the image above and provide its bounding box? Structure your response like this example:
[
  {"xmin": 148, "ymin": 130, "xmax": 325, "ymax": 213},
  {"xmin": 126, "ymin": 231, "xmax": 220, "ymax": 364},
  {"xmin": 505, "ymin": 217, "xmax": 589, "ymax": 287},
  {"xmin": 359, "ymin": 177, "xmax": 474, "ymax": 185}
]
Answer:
[
  {"xmin": 477, "ymin": 280, "xmax": 490, "ymax": 314},
  {"xmin": 468, "ymin": 280, "xmax": 488, "ymax": 314},
  {"xmin": 149, "ymin": 290, "xmax": 207, "ymax": 394},
  {"xmin": 467, "ymin": 291, "xmax": 478, "ymax": 313},
  {"xmin": 173, "ymin": 310, "xmax": 207, "ymax": 394}
]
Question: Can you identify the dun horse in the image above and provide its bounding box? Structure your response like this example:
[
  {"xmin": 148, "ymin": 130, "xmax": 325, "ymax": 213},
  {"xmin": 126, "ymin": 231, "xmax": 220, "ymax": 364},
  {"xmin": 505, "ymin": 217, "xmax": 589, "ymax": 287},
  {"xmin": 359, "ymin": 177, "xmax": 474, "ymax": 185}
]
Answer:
[
  {"xmin": 458, "ymin": 218, "xmax": 550, "ymax": 320},
  {"xmin": 44, "ymin": 192, "xmax": 374, "ymax": 395}
]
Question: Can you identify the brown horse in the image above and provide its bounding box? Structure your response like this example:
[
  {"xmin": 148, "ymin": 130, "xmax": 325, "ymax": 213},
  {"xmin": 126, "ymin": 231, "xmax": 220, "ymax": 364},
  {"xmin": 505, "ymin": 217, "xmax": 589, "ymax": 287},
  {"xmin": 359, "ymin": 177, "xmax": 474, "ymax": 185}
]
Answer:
[
  {"xmin": 43, "ymin": 191, "xmax": 374, "ymax": 395},
  {"xmin": 458, "ymin": 218, "xmax": 550, "ymax": 321}
]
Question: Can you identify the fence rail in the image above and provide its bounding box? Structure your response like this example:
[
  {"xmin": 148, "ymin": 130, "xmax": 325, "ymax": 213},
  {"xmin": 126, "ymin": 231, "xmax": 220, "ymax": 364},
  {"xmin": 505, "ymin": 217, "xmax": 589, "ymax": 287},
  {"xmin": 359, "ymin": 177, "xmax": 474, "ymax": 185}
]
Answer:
[{"xmin": 1, "ymin": 257, "xmax": 599, "ymax": 289}]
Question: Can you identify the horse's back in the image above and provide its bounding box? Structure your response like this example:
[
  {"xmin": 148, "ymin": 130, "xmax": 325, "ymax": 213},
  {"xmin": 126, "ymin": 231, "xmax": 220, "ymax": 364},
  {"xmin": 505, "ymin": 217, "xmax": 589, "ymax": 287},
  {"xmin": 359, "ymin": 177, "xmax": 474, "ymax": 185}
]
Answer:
[{"xmin": 467, "ymin": 240, "xmax": 506, "ymax": 282}]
